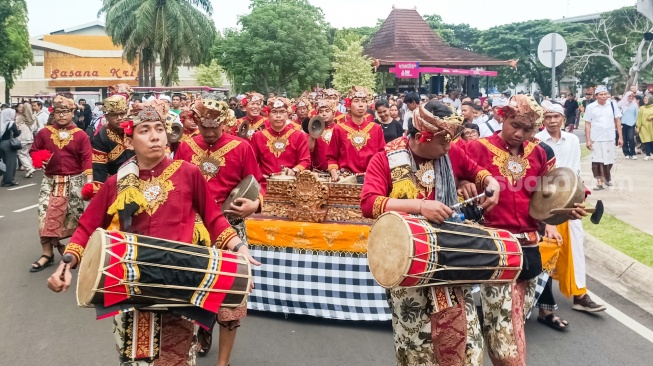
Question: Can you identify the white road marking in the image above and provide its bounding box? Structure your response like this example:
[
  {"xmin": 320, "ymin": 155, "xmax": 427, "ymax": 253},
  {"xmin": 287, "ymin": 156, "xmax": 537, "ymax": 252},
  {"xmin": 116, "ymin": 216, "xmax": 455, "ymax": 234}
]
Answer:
[
  {"xmin": 13, "ymin": 204, "xmax": 38, "ymax": 213},
  {"xmin": 0, "ymin": 216, "xmax": 4, "ymax": 219},
  {"xmin": 7, "ymin": 183, "xmax": 36, "ymax": 191},
  {"xmin": 588, "ymin": 291, "xmax": 653, "ymax": 344}
]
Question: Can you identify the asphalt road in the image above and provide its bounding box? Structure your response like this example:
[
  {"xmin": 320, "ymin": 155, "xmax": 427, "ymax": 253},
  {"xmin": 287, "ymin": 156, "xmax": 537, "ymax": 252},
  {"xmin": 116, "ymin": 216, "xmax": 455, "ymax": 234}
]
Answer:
[{"xmin": 1, "ymin": 171, "xmax": 652, "ymax": 366}]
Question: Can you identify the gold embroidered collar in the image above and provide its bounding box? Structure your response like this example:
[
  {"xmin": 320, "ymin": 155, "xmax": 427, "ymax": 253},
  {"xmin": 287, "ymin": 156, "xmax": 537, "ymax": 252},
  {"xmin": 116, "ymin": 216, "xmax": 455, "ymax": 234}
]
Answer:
[
  {"xmin": 478, "ymin": 138, "xmax": 537, "ymax": 185},
  {"xmin": 139, "ymin": 160, "xmax": 183, "ymax": 216},
  {"xmin": 187, "ymin": 138, "xmax": 241, "ymax": 179},
  {"xmin": 262, "ymin": 128, "xmax": 295, "ymax": 158},
  {"xmin": 47, "ymin": 125, "xmax": 79, "ymax": 149},
  {"xmin": 340, "ymin": 121, "xmax": 374, "ymax": 151}
]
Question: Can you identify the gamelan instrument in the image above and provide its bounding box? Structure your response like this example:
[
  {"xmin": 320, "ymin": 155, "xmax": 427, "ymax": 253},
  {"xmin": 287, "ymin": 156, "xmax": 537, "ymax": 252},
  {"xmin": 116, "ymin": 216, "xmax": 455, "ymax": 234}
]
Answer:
[
  {"xmin": 77, "ymin": 229, "xmax": 252, "ymax": 314},
  {"xmin": 221, "ymin": 175, "xmax": 261, "ymax": 214},
  {"xmin": 367, "ymin": 212, "xmax": 522, "ymax": 288},
  {"xmin": 237, "ymin": 120, "xmax": 250, "ymax": 139},
  {"xmin": 302, "ymin": 116, "xmax": 325, "ymax": 139},
  {"xmin": 529, "ymin": 167, "xmax": 604, "ymax": 225}
]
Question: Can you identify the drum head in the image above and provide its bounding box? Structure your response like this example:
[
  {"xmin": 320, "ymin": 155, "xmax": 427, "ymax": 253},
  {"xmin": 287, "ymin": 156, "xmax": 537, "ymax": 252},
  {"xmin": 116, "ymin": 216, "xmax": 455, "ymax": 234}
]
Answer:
[
  {"xmin": 221, "ymin": 175, "xmax": 261, "ymax": 212},
  {"xmin": 367, "ymin": 212, "xmax": 414, "ymax": 288},
  {"xmin": 76, "ymin": 229, "xmax": 108, "ymax": 307}
]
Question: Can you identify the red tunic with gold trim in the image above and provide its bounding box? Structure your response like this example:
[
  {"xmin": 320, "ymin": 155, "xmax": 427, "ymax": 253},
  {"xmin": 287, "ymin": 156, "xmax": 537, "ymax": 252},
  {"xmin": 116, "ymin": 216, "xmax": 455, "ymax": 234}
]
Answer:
[
  {"xmin": 311, "ymin": 124, "xmax": 336, "ymax": 171},
  {"xmin": 175, "ymin": 133, "xmax": 265, "ymax": 206},
  {"xmin": 31, "ymin": 124, "xmax": 93, "ymax": 176},
  {"xmin": 464, "ymin": 133, "xmax": 549, "ymax": 234},
  {"xmin": 361, "ymin": 137, "xmax": 491, "ymax": 219},
  {"xmin": 250, "ymin": 124, "xmax": 311, "ymax": 176},
  {"xmin": 64, "ymin": 158, "xmax": 237, "ymax": 264},
  {"xmin": 288, "ymin": 120, "xmax": 303, "ymax": 131},
  {"xmin": 180, "ymin": 128, "xmax": 200, "ymax": 143},
  {"xmin": 326, "ymin": 117, "xmax": 385, "ymax": 174},
  {"xmin": 228, "ymin": 115, "xmax": 270, "ymax": 140}
]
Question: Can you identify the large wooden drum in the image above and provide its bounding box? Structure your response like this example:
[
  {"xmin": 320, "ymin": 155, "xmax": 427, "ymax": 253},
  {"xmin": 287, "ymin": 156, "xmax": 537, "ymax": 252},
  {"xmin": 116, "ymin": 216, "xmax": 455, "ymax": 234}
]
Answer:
[
  {"xmin": 77, "ymin": 229, "xmax": 251, "ymax": 314},
  {"xmin": 367, "ymin": 212, "xmax": 523, "ymax": 288}
]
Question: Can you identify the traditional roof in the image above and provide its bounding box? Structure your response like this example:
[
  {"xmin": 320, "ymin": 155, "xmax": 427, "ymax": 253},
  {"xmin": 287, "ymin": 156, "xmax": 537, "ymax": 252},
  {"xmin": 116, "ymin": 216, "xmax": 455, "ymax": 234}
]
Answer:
[{"xmin": 365, "ymin": 8, "xmax": 510, "ymax": 67}]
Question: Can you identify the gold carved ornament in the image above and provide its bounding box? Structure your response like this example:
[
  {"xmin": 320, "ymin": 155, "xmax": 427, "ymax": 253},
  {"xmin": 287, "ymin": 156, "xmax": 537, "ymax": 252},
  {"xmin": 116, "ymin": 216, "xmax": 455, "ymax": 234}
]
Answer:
[
  {"xmin": 478, "ymin": 139, "xmax": 537, "ymax": 185},
  {"xmin": 262, "ymin": 129, "xmax": 296, "ymax": 158},
  {"xmin": 286, "ymin": 170, "xmax": 329, "ymax": 222},
  {"xmin": 414, "ymin": 161, "xmax": 435, "ymax": 198},
  {"xmin": 321, "ymin": 127, "xmax": 334, "ymax": 144},
  {"xmin": 138, "ymin": 161, "xmax": 183, "ymax": 216},
  {"xmin": 186, "ymin": 138, "xmax": 241, "ymax": 179},
  {"xmin": 340, "ymin": 122, "xmax": 375, "ymax": 151},
  {"xmin": 47, "ymin": 125, "xmax": 80, "ymax": 149}
]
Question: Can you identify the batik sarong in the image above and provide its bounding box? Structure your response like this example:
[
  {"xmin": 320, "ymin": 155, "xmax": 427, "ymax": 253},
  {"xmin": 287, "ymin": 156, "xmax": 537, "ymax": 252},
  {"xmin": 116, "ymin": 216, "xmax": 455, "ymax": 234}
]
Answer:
[
  {"xmin": 38, "ymin": 173, "xmax": 84, "ymax": 238},
  {"xmin": 113, "ymin": 311, "xmax": 196, "ymax": 366}
]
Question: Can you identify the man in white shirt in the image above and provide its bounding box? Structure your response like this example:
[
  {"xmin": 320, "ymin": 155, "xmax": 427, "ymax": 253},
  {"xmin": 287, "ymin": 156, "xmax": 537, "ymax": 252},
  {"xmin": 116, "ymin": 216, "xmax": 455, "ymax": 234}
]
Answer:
[
  {"xmin": 478, "ymin": 97, "xmax": 507, "ymax": 138},
  {"xmin": 584, "ymin": 85, "xmax": 623, "ymax": 190},
  {"xmin": 402, "ymin": 92, "xmax": 420, "ymax": 133},
  {"xmin": 31, "ymin": 99, "xmax": 49, "ymax": 131},
  {"xmin": 535, "ymin": 101, "xmax": 605, "ymax": 321}
]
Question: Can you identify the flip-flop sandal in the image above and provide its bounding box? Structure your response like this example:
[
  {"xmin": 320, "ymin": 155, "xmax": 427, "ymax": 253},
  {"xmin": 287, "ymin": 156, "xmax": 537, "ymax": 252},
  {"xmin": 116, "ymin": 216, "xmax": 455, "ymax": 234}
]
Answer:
[
  {"xmin": 30, "ymin": 254, "xmax": 54, "ymax": 273},
  {"xmin": 537, "ymin": 313, "xmax": 569, "ymax": 331},
  {"xmin": 197, "ymin": 326, "xmax": 213, "ymax": 357}
]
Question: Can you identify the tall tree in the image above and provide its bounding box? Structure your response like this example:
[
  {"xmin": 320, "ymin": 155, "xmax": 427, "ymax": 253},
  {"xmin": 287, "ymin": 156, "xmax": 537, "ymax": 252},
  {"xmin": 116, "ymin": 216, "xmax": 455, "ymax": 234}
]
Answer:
[
  {"xmin": 423, "ymin": 14, "xmax": 480, "ymax": 52},
  {"xmin": 475, "ymin": 20, "xmax": 586, "ymax": 97},
  {"xmin": 100, "ymin": 0, "xmax": 216, "ymax": 86},
  {"xmin": 571, "ymin": 6, "xmax": 653, "ymax": 92},
  {"xmin": 0, "ymin": 0, "xmax": 32, "ymax": 103},
  {"xmin": 331, "ymin": 32, "xmax": 375, "ymax": 95},
  {"xmin": 214, "ymin": 0, "xmax": 331, "ymax": 95},
  {"xmin": 194, "ymin": 59, "xmax": 224, "ymax": 87}
]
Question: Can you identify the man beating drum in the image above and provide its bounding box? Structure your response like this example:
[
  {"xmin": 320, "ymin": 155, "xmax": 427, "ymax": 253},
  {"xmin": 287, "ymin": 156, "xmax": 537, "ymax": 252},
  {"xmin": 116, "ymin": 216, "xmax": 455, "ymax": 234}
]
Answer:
[
  {"xmin": 47, "ymin": 98, "xmax": 259, "ymax": 366},
  {"xmin": 361, "ymin": 100, "xmax": 501, "ymax": 366}
]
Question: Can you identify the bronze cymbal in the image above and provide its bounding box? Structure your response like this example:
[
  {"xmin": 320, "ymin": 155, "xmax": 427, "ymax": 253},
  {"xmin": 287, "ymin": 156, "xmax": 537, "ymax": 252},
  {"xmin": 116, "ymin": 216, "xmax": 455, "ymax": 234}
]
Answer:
[{"xmin": 529, "ymin": 167, "xmax": 585, "ymax": 225}]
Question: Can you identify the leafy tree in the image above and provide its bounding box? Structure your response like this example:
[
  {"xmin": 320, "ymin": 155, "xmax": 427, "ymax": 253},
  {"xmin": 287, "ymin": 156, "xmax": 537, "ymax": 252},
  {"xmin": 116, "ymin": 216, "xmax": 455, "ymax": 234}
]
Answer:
[
  {"xmin": 100, "ymin": 0, "xmax": 216, "ymax": 86},
  {"xmin": 475, "ymin": 20, "xmax": 586, "ymax": 97},
  {"xmin": 331, "ymin": 33, "xmax": 375, "ymax": 95},
  {"xmin": 423, "ymin": 14, "xmax": 480, "ymax": 52},
  {"xmin": 0, "ymin": 0, "xmax": 32, "ymax": 103},
  {"xmin": 214, "ymin": 0, "xmax": 331, "ymax": 95},
  {"xmin": 570, "ymin": 6, "xmax": 653, "ymax": 92},
  {"xmin": 194, "ymin": 59, "xmax": 224, "ymax": 87}
]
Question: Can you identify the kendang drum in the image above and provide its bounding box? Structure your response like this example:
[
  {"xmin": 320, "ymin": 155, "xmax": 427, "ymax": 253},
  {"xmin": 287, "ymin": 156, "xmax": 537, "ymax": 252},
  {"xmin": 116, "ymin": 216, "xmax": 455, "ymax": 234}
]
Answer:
[
  {"xmin": 367, "ymin": 212, "xmax": 523, "ymax": 288},
  {"xmin": 77, "ymin": 229, "xmax": 251, "ymax": 314}
]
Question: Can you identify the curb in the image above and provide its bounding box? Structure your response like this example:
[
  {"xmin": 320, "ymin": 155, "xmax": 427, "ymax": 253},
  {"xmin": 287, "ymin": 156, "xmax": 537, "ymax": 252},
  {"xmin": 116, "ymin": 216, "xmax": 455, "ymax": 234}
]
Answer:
[{"xmin": 584, "ymin": 231, "xmax": 653, "ymax": 305}]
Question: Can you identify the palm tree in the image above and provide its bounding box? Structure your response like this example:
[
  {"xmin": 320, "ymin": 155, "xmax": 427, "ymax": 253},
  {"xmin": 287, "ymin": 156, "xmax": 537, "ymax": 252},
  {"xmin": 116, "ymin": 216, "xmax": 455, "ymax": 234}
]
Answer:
[{"xmin": 99, "ymin": 0, "xmax": 216, "ymax": 86}]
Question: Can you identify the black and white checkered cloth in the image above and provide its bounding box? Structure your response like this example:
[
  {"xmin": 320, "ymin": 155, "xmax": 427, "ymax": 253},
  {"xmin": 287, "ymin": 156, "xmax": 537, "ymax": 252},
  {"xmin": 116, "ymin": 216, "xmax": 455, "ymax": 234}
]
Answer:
[
  {"xmin": 525, "ymin": 272, "xmax": 550, "ymax": 319},
  {"xmin": 246, "ymin": 245, "xmax": 392, "ymax": 321}
]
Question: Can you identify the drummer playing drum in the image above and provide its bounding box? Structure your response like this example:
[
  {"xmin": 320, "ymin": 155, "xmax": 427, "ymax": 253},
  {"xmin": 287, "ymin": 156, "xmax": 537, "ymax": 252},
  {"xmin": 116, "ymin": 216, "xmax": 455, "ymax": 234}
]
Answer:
[
  {"xmin": 361, "ymin": 100, "xmax": 500, "ymax": 366},
  {"xmin": 47, "ymin": 98, "xmax": 259, "ymax": 366},
  {"xmin": 175, "ymin": 95, "xmax": 265, "ymax": 364}
]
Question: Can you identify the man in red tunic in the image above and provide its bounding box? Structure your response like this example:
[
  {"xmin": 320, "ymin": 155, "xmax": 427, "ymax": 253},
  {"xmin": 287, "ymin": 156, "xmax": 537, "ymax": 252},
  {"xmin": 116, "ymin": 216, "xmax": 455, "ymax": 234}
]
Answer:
[
  {"xmin": 47, "ymin": 98, "xmax": 258, "ymax": 366},
  {"xmin": 309, "ymin": 100, "xmax": 337, "ymax": 171},
  {"xmin": 361, "ymin": 100, "xmax": 500, "ymax": 366},
  {"xmin": 175, "ymin": 96, "xmax": 265, "ymax": 365},
  {"xmin": 179, "ymin": 108, "xmax": 200, "ymax": 143},
  {"xmin": 227, "ymin": 92, "xmax": 269, "ymax": 140},
  {"xmin": 292, "ymin": 97, "xmax": 311, "ymax": 130},
  {"xmin": 333, "ymin": 87, "xmax": 373, "ymax": 124},
  {"xmin": 327, "ymin": 86, "xmax": 385, "ymax": 181},
  {"xmin": 464, "ymin": 95, "xmax": 587, "ymax": 366},
  {"xmin": 251, "ymin": 97, "xmax": 311, "ymax": 176},
  {"xmin": 322, "ymin": 88, "xmax": 344, "ymax": 120},
  {"xmin": 29, "ymin": 95, "xmax": 93, "ymax": 272}
]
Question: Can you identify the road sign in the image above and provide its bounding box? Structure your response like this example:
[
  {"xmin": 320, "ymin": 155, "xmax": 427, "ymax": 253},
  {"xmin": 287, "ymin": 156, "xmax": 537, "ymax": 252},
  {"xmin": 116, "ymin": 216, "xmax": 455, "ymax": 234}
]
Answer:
[{"xmin": 537, "ymin": 33, "xmax": 567, "ymax": 68}]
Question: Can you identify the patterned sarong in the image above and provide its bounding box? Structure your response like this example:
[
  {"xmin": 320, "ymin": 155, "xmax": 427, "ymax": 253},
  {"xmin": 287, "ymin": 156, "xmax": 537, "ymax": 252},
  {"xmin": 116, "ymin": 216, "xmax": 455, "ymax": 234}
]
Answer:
[
  {"xmin": 113, "ymin": 311, "xmax": 196, "ymax": 366},
  {"xmin": 217, "ymin": 218, "xmax": 248, "ymax": 329},
  {"xmin": 38, "ymin": 174, "xmax": 84, "ymax": 238}
]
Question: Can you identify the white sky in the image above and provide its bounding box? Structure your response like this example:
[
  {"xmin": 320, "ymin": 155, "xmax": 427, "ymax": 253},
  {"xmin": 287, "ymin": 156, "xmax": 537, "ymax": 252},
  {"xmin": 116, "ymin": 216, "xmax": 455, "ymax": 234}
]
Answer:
[{"xmin": 27, "ymin": 0, "xmax": 637, "ymax": 36}]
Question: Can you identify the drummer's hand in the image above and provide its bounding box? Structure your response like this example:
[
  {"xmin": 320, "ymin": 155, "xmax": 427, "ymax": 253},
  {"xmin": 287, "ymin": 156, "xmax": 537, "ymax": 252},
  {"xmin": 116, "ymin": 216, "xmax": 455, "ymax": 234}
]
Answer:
[
  {"xmin": 480, "ymin": 177, "xmax": 500, "ymax": 211},
  {"xmin": 457, "ymin": 180, "xmax": 477, "ymax": 200},
  {"xmin": 544, "ymin": 224, "xmax": 562, "ymax": 244},
  {"xmin": 419, "ymin": 200, "xmax": 453, "ymax": 224},
  {"xmin": 225, "ymin": 198, "xmax": 260, "ymax": 219},
  {"xmin": 330, "ymin": 169, "xmax": 339, "ymax": 182},
  {"xmin": 569, "ymin": 203, "xmax": 589, "ymax": 220},
  {"xmin": 47, "ymin": 260, "xmax": 74, "ymax": 293},
  {"xmin": 237, "ymin": 245, "xmax": 261, "ymax": 267}
]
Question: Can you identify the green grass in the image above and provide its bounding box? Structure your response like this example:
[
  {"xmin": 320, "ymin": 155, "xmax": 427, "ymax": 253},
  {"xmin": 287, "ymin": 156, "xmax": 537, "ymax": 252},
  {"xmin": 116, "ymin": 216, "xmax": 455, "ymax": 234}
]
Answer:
[{"xmin": 583, "ymin": 212, "xmax": 653, "ymax": 268}]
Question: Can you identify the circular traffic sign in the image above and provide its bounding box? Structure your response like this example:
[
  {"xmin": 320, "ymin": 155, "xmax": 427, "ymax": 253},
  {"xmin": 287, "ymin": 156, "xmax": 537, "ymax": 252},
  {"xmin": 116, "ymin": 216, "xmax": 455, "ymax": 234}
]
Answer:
[{"xmin": 538, "ymin": 33, "xmax": 568, "ymax": 68}]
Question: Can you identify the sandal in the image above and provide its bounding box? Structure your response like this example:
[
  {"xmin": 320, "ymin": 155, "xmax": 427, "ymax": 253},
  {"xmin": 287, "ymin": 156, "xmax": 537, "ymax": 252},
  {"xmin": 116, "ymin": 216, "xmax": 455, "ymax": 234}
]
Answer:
[
  {"xmin": 537, "ymin": 313, "xmax": 569, "ymax": 331},
  {"xmin": 30, "ymin": 254, "xmax": 54, "ymax": 273},
  {"xmin": 197, "ymin": 326, "xmax": 213, "ymax": 357}
]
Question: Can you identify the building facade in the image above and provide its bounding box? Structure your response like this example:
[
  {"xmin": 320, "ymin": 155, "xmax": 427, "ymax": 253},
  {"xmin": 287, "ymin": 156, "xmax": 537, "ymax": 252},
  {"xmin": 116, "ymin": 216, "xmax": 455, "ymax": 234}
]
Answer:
[{"xmin": 0, "ymin": 21, "xmax": 208, "ymax": 103}]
